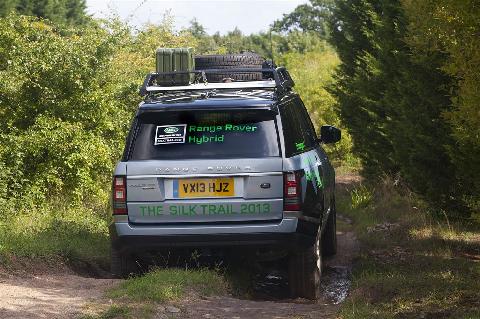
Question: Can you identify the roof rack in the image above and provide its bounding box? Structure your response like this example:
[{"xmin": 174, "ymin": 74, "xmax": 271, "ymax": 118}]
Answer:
[{"xmin": 139, "ymin": 67, "xmax": 295, "ymax": 97}]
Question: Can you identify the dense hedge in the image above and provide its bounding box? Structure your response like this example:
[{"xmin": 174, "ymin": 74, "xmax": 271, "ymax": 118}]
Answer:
[
  {"xmin": 0, "ymin": 0, "xmax": 88, "ymax": 25},
  {"xmin": 330, "ymin": 0, "xmax": 480, "ymax": 217},
  {"xmin": 404, "ymin": 0, "xmax": 480, "ymax": 217},
  {"xmin": 0, "ymin": 15, "xmax": 194, "ymax": 212}
]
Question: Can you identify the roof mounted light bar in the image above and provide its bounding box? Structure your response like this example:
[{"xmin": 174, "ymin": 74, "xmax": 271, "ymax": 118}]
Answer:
[{"xmin": 139, "ymin": 67, "xmax": 295, "ymax": 97}]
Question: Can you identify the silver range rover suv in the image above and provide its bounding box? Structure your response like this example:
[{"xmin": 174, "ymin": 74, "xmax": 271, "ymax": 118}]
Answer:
[{"xmin": 110, "ymin": 55, "xmax": 341, "ymax": 299}]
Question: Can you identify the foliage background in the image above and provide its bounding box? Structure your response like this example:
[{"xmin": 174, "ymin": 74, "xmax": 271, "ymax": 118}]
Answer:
[
  {"xmin": 0, "ymin": 13, "xmax": 196, "ymax": 259},
  {"xmin": 0, "ymin": 5, "xmax": 349, "ymax": 259},
  {"xmin": 1, "ymin": 0, "xmax": 479, "ymax": 260},
  {"xmin": 328, "ymin": 0, "xmax": 480, "ymax": 218},
  {"xmin": 0, "ymin": 0, "xmax": 88, "ymax": 25}
]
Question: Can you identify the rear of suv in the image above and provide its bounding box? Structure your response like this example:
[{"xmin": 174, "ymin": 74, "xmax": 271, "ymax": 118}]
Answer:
[{"xmin": 110, "ymin": 53, "xmax": 341, "ymax": 299}]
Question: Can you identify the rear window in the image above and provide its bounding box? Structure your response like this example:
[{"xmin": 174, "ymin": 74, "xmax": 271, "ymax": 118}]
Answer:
[{"xmin": 129, "ymin": 110, "xmax": 280, "ymax": 160}]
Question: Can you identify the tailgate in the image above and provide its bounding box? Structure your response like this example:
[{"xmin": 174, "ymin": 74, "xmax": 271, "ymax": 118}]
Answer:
[{"xmin": 126, "ymin": 159, "xmax": 283, "ymax": 224}]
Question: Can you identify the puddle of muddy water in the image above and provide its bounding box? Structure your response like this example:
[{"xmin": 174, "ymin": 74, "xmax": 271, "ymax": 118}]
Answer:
[
  {"xmin": 251, "ymin": 263, "xmax": 352, "ymax": 304},
  {"xmin": 140, "ymin": 249, "xmax": 353, "ymax": 304},
  {"xmin": 321, "ymin": 266, "xmax": 351, "ymax": 304},
  {"xmin": 253, "ymin": 268, "xmax": 290, "ymax": 300}
]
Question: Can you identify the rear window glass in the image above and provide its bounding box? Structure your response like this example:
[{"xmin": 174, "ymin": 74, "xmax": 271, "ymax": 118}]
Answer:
[{"xmin": 130, "ymin": 110, "xmax": 280, "ymax": 160}]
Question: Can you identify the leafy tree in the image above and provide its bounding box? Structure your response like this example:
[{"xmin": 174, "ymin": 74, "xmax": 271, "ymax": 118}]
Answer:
[
  {"xmin": 0, "ymin": 0, "xmax": 88, "ymax": 25},
  {"xmin": 403, "ymin": 0, "xmax": 480, "ymax": 214},
  {"xmin": 0, "ymin": 14, "xmax": 194, "ymax": 211},
  {"xmin": 186, "ymin": 18, "xmax": 218, "ymax": 54},
  {"xmin": 329, "ymin": 0, "xmax": 397, "ymax": 176},
  {"xmin": 0, "ymin": 0, "xmax": 16, "ymax": 16},
  {"xmin": 187, "ymin": 18, "xmax": 207, "ymax": 37},
  {"xmin": 65, "ymin": 0, "xmax": 88, "ymax": 25},
  {"xmin": 273, "ymin": 0, "xmax": 334, "ymax": 38},
  {"xmin": 329, "ymin": 0, "xmax": 465, "ymax": 216},
  {"xmin": 190, "ymin": 26, "xmax": 328, "ymax": 57}
]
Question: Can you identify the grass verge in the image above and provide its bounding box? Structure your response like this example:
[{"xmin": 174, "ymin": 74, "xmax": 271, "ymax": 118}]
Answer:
[
  {"xmin": 80, "ymin": 268, "xmax": 228, "ymax": 319},
  {"xmin": 0, "ymin": 203, "xmax": 110, "ymax": 267},
  {"xmin": 337, "ymin": 177, "xmax": 480, "ymax": 319},
  {"xmin": 107, "ymin": 268, "xmax": 228, "ymax": 302}
]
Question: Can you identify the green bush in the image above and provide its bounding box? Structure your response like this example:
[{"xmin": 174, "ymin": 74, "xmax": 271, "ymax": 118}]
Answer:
[
  {"xmin": 0, "ymin": 14, "xmax": 195, "ymax": 258},
  {"xmin": 0, "ymin": 15, "xmax": 123, "ymax": 208},
  {"xmin": 329, "ymin": 0, "xmax": 477, "ymax": 217},
  {"xmin": 403, "ymin": 0, "xmax": 480, "ymax": 215}
]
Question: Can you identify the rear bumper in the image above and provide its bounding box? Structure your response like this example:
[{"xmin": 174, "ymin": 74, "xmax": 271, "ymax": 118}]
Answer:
[
  {"xmin": 110, "ymin": 217, "xmax": 315, "ymax": 252},
  {"xmin": 113, "ymin": 216, "xmax": 298, "ymax": 236}
]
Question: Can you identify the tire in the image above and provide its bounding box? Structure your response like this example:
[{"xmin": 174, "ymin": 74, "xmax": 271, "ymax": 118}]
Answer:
[
  {"xmin": 322, "ymin": 198, "xmax": 337, "ymax": 256},
  {"xmin": 195, "ymin": 53, "xmax": 264, "ymax": 67},
  {"xmin": 194, "ymin": 53, "xmax": 264, "ymax": 82},
  {"xmin": 110, "ymin": 245, "xmax": 137, "ymax": 278},
  {"xmin": 288, "ymin": 231, "xmax": 322, "ymax": 300}
]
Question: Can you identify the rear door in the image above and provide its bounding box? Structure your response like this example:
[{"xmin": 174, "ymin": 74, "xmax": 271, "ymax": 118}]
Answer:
[
  {"xmin": 280, "ymin": 97, "xmax": 327, "ymax": 223},
  {"xmin": 125, "ymin": 109, "xmax": 283, "ymax": 224}
]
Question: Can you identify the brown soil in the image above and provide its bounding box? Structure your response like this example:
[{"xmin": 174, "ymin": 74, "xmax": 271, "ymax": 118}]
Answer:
[{"xmin": 0, "ymin": 265, "xmax": 118, "ymax": 318}]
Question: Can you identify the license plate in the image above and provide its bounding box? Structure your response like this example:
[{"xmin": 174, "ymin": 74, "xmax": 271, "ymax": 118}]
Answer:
[{"xmin": 175, "ymin": 178, "xmax": 234, "ymax": 198}]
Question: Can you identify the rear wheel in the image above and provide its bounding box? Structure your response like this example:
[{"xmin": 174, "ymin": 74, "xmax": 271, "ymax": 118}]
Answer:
[
  {"xmin": 288, "ymin": 231, "xmax": 322, "ymax": 299},
  {"xmin": 322, "ymin": 198, "xmax": 337, "ymax": 256},
  {"xmin": 194, "ymin": 53, "xmax": 264, "ymax": 82},
  {"xmin": 110, "ymin": 245, "xmax": 137, "ymax": 278}
]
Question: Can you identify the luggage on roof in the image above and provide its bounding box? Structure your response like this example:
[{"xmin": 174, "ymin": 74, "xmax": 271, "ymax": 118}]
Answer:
[
  {"xmin": 155, "ymin": 48, "xmax": 195, "ymax": 86},
  {"xmin": 140, "ymin": 51, "xmax": 295, "ymax": 97}
]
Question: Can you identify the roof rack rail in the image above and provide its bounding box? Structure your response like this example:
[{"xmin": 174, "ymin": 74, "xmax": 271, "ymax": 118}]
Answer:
[{"xmin": 139, "ymin": 67, "xmax": 295, "ymax": 96}]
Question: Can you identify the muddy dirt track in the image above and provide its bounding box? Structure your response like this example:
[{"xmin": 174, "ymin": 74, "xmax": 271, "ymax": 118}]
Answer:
[
  {"xmin": 179, "ymin": 230, "xmax": 359, "ymax": 319},
  {"xmin": 0, "ymin": 228, "xmax": 358, "ymax": 319},
  {"xmin": 0, "ymin": 179, "xmax": 359, "ymax": 319}
]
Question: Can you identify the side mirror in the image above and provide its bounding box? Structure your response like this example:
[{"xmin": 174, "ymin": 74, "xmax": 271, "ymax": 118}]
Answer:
[{"xmin": 320, "ymin": 125, "xmax": 341, "ymax": 144}]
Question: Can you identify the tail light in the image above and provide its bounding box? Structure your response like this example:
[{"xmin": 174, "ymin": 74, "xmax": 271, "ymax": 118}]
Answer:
[
  {"xmin": 284, "ymin": 171, "xmax": 302, "ymax": 211},
  {"xmin": 113, "ymin": 176, "xmax": 127, "ymax": 215}
]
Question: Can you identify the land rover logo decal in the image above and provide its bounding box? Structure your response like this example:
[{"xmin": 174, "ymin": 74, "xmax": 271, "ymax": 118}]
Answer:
[
  {"xmin": 154, "ymin": 124, "xmax": 187, "ymax": 145},
  {"xmin": 164, "ymin": 127, "xmax": 179, "ymax": 134}
]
